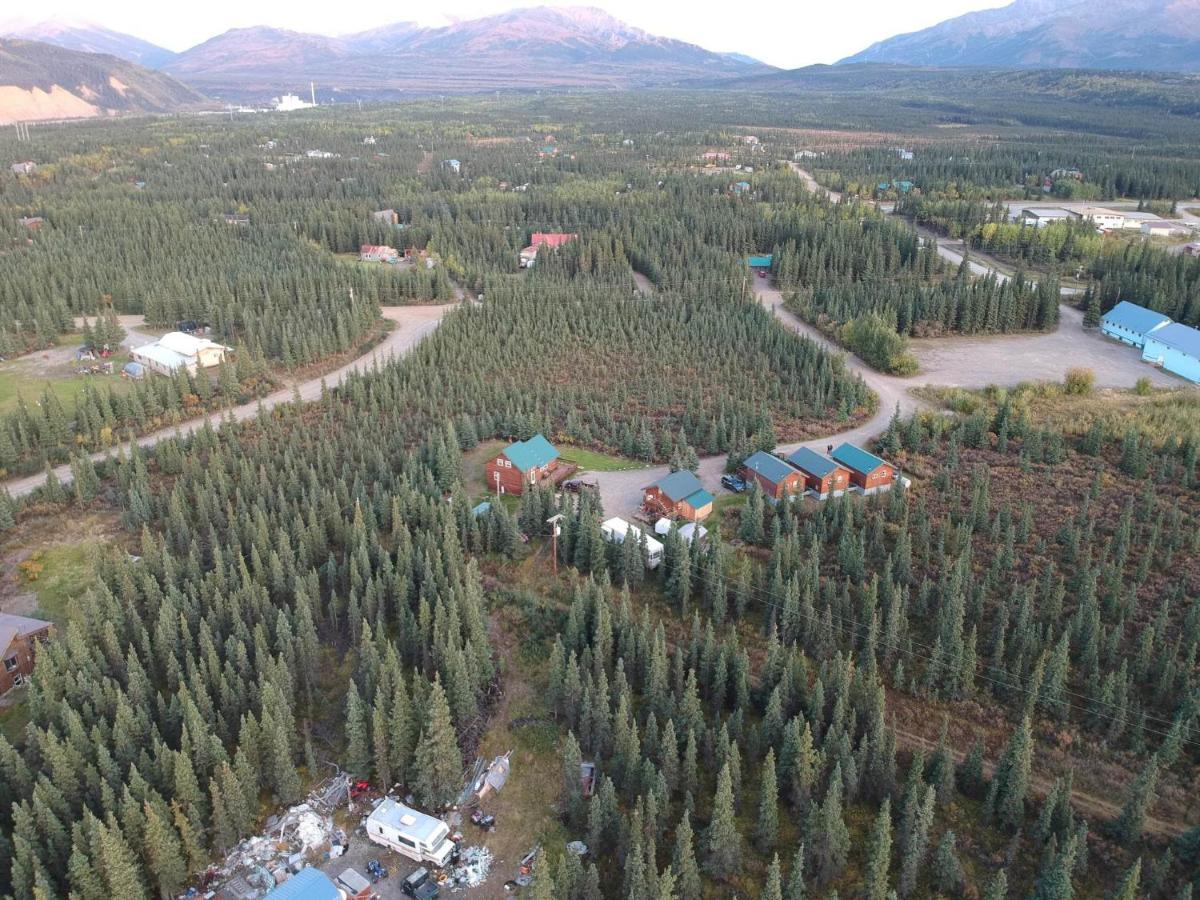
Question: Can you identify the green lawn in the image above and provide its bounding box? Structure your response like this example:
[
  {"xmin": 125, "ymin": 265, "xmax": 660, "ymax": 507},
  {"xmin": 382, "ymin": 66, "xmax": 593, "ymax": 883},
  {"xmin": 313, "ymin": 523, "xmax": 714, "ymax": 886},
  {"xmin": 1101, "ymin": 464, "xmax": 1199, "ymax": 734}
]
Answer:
[
  {"xmin": 0, "ymin": 333, "xmax": 132, "ymax": 415},
  {"xmin": 24, "ymin": 541, "xmax": 105, "ymax": 626},
  {"xmin": 707, "ymin": 492, "xmax": 747, "ymax": 533},
  {"xmin": 558, "ymin": 445, "xmax": 648, "ymax": 473}
]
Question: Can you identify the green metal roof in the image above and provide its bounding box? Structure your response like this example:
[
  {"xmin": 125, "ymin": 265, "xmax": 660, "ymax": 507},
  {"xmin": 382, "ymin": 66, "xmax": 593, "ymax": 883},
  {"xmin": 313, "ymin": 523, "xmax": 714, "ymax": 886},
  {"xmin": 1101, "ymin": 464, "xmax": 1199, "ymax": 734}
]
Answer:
[
  {"xmin": 747, "ymin": 254, "xmax": 773, "ymax": 268},
  {"xmin": 651, "ymin": 470, "xmax": 705, "ymax": 503},
  {"xmin": 742, "ymin": 450, "xmax": 797, "ymax": 485},
  {"xmin": 683, "ymin": 488, "xmax": 714, "ymax": 509},
  {"xmin": 786, "ymin": 447, "xmax": 841, "ymax": 478},
  {"xmin": 503, "ymin": 434, "xmax": 559, "ymax": 472},
  {"xmin": 831, "ymin": 442, "xmax": 888, "ymax": 475}
]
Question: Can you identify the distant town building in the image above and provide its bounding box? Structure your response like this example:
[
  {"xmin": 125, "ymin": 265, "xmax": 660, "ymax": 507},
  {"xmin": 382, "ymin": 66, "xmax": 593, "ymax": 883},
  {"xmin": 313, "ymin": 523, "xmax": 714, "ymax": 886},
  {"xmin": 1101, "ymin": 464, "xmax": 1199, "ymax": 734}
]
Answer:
[
  {"xmin": 793, "ymin": 150, "xmax": 820, "ymax": 160},
  {"xmin": 372, "ymin": 209, "xmax": 399, "ymax": 225},
  {"xmin": 17, "ymin": 216, "xmax": 42, "ymax": 230},
  {"xmin": 1184, "ymin": 241, "xmax": 1200, "ymax": 257},
  {"xmin": 732, "ymin": 181, "xmax": 751, "ymax": 194},
  {"xmin": 895, "ymin": 148, "xmax": 914, "ymax": 160},
  {"xmin": 360, "ymin": 244, "xmax": 399, "ymax": 262},
  {"xmin": 1075, "ymin": 206, "xmax": 1127, "ymax": 230},
  {"xmin": 10, "ymin": 161, "xmax": 36, "ymax": 176},
  {"xmin": 1020, "ymin": 207, "xmax": 1075, "ymax": 227},
  {"xmin": 223, "ymin": 213, "xmax": 250, "ymax": 227},
  {"xmin": 702, "ymin": 151, "xmax": 731, "ymax": 163},
  {"xmin": 442, "ymin": 159, "xmax": 461, "ymax": 173},
  {"xmin": 273, "ymin": 94, "xmax": 314, "ymax": 112},
  {"xmin": 519, "ymin": 232, "xmax": 577, "ymax": 268},
  {"xmin": 1141, "ymin": 220, "xmax": 1188, "ymax": 238},
  {"xmin": 747, "ymin": 254, "xmax": 773, "ymax": 269}
]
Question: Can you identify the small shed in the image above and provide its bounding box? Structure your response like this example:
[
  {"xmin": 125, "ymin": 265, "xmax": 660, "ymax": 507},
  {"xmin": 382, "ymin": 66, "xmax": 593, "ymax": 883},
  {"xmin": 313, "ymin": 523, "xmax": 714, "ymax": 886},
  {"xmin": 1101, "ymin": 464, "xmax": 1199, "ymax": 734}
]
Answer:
[
  {"xmin": 1141, "ymin": 322, "xmax": 1200, "ymax": 383},
  {"xmin": 472, "ymin": 500, "xmax": 493, "ymax": 519},
  {"xmin": 740, "ymin": 450, "xmax": 803, "ymax": 500},
  {"xmin": 830, "ymin": 443, "xmax": 898, "ymax": 495},
  {"xmin": 1100, "ymin": 301, "xmax": 1171, "ymax": 348},
  {"xmin": 732, "ymin": 181, "xmax": 751, "ymax": 194}
]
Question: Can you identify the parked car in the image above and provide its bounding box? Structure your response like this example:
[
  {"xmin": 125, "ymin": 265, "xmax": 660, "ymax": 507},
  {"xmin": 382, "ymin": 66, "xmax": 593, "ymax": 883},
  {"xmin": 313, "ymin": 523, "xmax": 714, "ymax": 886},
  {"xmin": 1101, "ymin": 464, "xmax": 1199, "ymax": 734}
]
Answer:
[
  {"xmin": 721, "ymin": 474, "xmax": 747, "ymax": 493},
  {"xmin": 401, "ymin": 867, "xmax": 439, "ymax": 900},
  {"xmin": 756, "ymin": 270, "xmax": 767, "ymax": 278},
  {"xmin": 563, "ymin": 479, "xmax": 598, "ymax": 494}
]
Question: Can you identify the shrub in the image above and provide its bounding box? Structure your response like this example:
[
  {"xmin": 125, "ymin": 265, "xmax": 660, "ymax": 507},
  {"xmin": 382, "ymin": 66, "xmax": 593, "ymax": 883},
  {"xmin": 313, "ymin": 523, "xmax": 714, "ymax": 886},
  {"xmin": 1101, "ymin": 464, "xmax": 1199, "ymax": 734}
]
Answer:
[
  {"xmin": 1064, "ymin": 367, "xmax": 1095, "ymax": 395},
  {"xmin": 1133, "ymin": 376, "xmax": 1153, "ymax": 396},
  {"xmin": 841, "ymin": 314, "xmax": 919, "ymax": 376}
]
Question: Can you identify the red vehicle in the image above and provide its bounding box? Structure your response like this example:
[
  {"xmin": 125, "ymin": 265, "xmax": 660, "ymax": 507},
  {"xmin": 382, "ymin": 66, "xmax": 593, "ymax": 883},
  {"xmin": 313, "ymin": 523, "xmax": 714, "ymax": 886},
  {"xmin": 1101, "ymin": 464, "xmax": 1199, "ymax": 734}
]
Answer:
[{"xmin": 350, "ymin": 780, "xmax": 372, "ymax": 799}]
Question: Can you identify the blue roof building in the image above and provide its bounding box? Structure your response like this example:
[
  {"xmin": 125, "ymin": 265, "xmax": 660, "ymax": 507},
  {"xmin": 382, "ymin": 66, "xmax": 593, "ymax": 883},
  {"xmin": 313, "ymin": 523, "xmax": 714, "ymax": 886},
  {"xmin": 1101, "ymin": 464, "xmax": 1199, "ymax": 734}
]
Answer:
[
  {"xmin": 645, "ymin": 470, "xmax": 714, "ymax": 521},
  {"xmin": 1101, "ymin": 301, "xmax": 1172, "ymax": 349},
  {"xmin": 263, "ymin": 868, "xmax": 343, "ymax": 900},
  {"xmin": 472, "ymin": 500, "xmax": 493, "ymax": 518},
  {"xmin": 1142, "ymin": 323, "xmax": 1200, "ymax": 383},
  {"xmin": 741, "ymin": 451, "xmax": 797, "ymax": 485},
  {"xmin": 747, "ymin": 254, "xmax": 773, "ymax": 268},
  {"xmin": 504, "ymin": 434, "xmax": 559, "ymax": 473},
  {"xmin": 787, "ymin": 447, "xmax": 841, "ymax": 477}
]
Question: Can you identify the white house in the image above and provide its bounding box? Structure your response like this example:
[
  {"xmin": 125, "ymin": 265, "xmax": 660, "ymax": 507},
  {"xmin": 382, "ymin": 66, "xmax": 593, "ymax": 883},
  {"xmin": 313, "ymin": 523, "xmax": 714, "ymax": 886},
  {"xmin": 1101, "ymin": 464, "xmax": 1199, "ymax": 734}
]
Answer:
[
  {"xmin": 1142, "ymin": 220, "xmax": 1188, "ymax": 238},
  {"xmin": 131, "ymin": 332, "xmax": 230, "ymax": 376},
  {"xmin": 1020, "ymin": 207, "xmax": 1075, "ymax": 228},
  {"xmin": 365, "ymin": 799, "xmax": 457, "ymax": 867},
  {"xmin": 1076, "ymin": 206, "xmax": 1126, "ymax": 230},
  {"xmin": 600, "ymin": 518, "xmax": 664, "ymax": 568}
]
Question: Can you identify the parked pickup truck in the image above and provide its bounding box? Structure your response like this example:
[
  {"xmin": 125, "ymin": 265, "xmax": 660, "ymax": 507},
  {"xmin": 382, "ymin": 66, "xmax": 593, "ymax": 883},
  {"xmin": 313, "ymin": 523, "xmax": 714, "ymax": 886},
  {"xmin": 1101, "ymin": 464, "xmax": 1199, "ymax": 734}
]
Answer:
[
  {"xmin": 401, "ymin": 867, "xmax": 439, "ymax": 900},
  {"xmin": 721, "ymin": 474, "xmax": 747, "ymax": 493}
]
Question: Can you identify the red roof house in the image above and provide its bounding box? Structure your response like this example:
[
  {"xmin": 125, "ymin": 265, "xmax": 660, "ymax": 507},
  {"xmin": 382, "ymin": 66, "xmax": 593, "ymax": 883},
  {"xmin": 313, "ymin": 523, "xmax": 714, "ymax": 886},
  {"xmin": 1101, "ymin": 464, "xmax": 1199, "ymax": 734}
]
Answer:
[{"xmin": 520, "ymin": 232, "xmax": 578, "ymax": 268}]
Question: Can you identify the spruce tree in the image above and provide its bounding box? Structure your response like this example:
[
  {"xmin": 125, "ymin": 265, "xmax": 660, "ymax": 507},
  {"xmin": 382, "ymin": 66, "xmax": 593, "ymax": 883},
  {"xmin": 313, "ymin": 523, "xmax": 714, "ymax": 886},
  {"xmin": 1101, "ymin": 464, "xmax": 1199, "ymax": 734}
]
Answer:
[
  {"xmin": 756, "ymin": 748, "xmax": 779, "ymax": 852},
  {"xmin": 1111, "ymin": 754, "xmax": 1158, "ymax": 845},
  {"xmin": 932, "ymin": 830, "xmax": 964, "ymax": 895},
  {"xmin": 413, "ymin": 678, "xmax": 463, "ymax": 808},
  {"xmin": 864, "ymin": 797, "xmax": 893, "ymax": 900},
  {"xmin": 702, "ymin": 762, "xmax": 741, "ymax": 880},
  {"xmin": 671, "ymin": 810, "xmax": 701, "ymax": 900},
  {"xmin": 1110, "ymin": 859, "xmax": 1140, "ymax": 900},
  {"xmin": 762, "ymin": 854, "xmax": 784, "ymax": 900}
]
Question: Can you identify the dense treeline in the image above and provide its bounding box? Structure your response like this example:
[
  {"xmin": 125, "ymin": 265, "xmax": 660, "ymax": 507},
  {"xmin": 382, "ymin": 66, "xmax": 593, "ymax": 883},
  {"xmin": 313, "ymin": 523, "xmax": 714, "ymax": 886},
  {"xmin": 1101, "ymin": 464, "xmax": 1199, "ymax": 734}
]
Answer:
[
  {"xmin": 812, "ymin": 137, "xmax": 1200, "ymax": 202},
  {"xmin": 896, "ymin": 196, "xmax": 1200, "ymax": 327},
  {"xmin": 523, "ymin": 398, "xmax": 1200, "ymax": 896}
]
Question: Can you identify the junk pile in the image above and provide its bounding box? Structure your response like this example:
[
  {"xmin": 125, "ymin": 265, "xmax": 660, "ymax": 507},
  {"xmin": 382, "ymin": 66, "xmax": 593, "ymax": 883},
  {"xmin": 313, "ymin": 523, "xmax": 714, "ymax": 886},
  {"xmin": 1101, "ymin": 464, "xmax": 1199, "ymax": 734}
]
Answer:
[
  {"xmin": 448, "ymin": 845, "xmax": 493, "ymax": 889},
  {"xmin": 203, "ymin": 777, "xmax": 352, "ymax": 899}
]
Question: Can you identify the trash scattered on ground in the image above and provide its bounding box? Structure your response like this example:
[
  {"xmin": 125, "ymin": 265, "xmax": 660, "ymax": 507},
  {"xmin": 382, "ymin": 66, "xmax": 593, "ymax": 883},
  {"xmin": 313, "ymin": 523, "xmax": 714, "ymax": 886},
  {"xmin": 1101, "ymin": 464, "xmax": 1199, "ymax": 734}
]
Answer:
[
  {"xmin": 202, "ymin": 773, "xmax": 354, "ymax": 898},
  {"xmin": 449, "ymin": 845, "xmax": 493, "ymax": 889}
]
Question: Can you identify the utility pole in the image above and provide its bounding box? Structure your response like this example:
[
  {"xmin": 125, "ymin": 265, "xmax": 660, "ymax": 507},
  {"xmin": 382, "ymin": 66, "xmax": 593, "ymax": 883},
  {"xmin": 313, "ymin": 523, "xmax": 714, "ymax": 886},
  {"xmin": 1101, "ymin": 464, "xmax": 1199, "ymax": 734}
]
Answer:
[
  {"xmin": 310, "ymin": 81, "xmax": 316, "ymax": 107},
  {"xmin": 547, "ymin": 514, "xmax": 564, "ymax": 576}
]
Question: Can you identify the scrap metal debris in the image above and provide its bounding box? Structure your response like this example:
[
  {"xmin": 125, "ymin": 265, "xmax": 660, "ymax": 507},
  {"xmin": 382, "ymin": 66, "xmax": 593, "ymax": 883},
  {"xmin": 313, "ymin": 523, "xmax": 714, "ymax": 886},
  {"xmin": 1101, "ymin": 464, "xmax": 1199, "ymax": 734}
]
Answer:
[{"xmin": 450, "ymin": 845, "xmax": 493, "ymax": 889}]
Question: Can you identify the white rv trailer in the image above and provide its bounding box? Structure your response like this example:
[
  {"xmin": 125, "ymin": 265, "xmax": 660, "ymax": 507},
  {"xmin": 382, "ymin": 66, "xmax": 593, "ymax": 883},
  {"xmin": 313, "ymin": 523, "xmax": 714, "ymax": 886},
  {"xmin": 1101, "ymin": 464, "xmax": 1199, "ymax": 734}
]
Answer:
[
  {"xmin": 600, "ymin": 517, "xmax": 664, "ymax": 568},
  {"xmin": 365, "ymin": 798, "xmax": 457, "ymax": 867}
]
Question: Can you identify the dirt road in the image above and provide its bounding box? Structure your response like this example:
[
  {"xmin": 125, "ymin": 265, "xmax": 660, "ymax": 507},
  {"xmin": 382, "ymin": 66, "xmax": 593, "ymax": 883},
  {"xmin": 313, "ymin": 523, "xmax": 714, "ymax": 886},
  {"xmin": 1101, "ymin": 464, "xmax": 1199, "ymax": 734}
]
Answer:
[{"xmin": 6, "ymin": 305, "xmax": 454, "ymax": 498}]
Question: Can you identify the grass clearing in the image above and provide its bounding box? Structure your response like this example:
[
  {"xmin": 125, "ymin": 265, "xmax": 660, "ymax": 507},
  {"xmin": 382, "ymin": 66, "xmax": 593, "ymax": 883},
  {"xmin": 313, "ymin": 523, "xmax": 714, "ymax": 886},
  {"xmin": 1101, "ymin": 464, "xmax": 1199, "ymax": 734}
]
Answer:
[
  {"xmin": 0, "ymin": 332, "xmax": 132, "ymax": 415},
  {"xmin": 558, "ymin": 445, "xmax": 647, "ymax": 473},
  {"xmin": 25, "ymin": 541, "xmax": 105, "ymax": 625}
]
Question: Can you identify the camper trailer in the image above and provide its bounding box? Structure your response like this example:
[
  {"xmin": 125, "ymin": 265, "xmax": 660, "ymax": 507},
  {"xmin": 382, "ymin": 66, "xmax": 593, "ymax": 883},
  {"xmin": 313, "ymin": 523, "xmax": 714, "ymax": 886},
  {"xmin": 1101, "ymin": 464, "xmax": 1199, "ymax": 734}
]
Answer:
[
  {"xmin": 600, "ymin": 518, "xmax": 664, "ymax": 568},
  {"xmin": 365, "ymin": 799, "xmax": 457, "ymax": 867}
]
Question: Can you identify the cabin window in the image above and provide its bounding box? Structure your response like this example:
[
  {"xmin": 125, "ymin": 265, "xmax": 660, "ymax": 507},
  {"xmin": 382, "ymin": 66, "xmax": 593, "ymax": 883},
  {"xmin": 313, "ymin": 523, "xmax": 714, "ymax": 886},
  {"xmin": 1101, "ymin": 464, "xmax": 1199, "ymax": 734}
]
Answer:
[{"xmin": 3, "ymin": 656, "xmax": 16, "ymax": 672}]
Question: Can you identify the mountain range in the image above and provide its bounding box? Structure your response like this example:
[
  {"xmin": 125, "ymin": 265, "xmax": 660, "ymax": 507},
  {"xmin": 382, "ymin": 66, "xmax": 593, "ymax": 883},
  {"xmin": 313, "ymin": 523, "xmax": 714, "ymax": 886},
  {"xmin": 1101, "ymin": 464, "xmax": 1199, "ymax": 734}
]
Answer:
[
  {"xmin": 0, "ymin": 38, "xmax": 203, "ymax": 125},
  {"xmin": 839, "ymin": 0, "xmax": 1200, "ymax": 71}
]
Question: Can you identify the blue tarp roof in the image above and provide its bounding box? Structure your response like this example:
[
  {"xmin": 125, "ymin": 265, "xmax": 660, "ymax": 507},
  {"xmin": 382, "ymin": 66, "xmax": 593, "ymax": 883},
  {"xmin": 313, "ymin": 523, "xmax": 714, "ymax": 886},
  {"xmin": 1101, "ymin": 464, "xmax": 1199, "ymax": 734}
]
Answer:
[
  {"xmin": 1145, "ymin": 322, "xmax": 1200, "ymax": 358},
  {"xmin": 651, "ymin": 470, "xmax": 705, "ymax": 503},
  {"xmin": 1102, "ymin": 301, "xmax": 1172, "ymax": 336},
  {"xmin": 742, "ymin": 450, "xmax": 798, "ymax": 485},
  {"xmin": 503, "ymin": 434, "xmax": 559, "ymax": 472},
  {"xmin": 831, "ymin": 442, "xmax": 888, "ymax": 475},
  {"xmin": 264, "ymin": 869, "xmax": 342, "ymax": 900},
  {"xmin": 787, "ymin": 447, "xmax": 842, "ymax": 478},
  {"xmin": 472, "ymin": 501, "xmax": 492, "ymax": 518}
]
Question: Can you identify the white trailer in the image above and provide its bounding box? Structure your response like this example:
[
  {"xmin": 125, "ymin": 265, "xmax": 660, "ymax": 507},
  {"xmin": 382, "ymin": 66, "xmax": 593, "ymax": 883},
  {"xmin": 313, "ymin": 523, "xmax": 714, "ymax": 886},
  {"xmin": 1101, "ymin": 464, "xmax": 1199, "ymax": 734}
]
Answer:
[
  {"xmin": 600, "ymin": 517, "xmax": 664, "ymax": 568},
  {"xmin": 365, "ymin": 798, "xmax": 457, "ymax": 867}
]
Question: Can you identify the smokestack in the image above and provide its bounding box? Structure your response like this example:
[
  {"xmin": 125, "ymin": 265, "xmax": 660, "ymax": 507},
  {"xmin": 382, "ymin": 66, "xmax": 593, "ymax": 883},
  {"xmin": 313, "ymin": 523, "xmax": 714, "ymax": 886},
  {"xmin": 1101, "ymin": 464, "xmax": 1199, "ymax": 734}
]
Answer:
[{"xmin": 310, "ymin": 81, "xmax": 316, "ymax": 106}]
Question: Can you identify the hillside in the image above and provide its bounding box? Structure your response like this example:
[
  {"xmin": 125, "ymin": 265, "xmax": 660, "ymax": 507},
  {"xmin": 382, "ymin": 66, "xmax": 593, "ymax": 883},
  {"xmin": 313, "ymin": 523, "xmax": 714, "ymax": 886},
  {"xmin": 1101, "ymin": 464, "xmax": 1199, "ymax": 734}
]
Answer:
[
  {"xmin": 162, "ymin": 6, "xmax": 771, "ymax": 97},
  {"xmin": 0, "ymin": 38, "xmax": 204, "ymax": 124},
  {"xmin": 4, "ymin": 21, "xmax": 176, "ymax": 68},
  {"xmin": 839, "ymin": 0, "xmax": 1200, "ymax": 71}
]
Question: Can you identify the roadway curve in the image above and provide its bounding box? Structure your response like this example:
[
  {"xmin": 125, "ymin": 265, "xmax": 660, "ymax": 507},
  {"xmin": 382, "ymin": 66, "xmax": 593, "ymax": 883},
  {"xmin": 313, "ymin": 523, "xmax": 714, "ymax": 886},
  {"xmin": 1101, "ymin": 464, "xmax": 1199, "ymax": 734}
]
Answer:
[{"xmin": 6, "ymin": 305, "xmax": 454, "ymax": 498}]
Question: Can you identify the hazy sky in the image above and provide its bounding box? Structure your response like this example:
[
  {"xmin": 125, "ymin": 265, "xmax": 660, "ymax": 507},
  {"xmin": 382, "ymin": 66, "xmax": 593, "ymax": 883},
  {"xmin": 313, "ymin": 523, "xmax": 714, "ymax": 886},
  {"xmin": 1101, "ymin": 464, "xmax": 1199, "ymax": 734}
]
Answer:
[{"xmin": 2, "ymin": 0, "xmax": 1002, "ymax": 68}]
